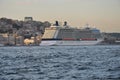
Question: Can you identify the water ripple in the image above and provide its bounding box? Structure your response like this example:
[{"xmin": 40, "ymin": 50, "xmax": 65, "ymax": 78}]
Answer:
[{"xmin": 0, "ymin": 45, "xmax": 120, "ymax": 80}]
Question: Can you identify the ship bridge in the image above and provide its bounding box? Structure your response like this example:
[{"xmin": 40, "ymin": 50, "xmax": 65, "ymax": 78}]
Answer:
[{"xmin": 42, "ymin": 28, "xmax": 58, "ymax": 39}]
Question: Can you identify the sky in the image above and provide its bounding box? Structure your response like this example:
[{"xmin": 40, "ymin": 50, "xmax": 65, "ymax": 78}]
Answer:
[{"xmin": 0, "ymin": 0, "xmax": 120, "ymax": 32}]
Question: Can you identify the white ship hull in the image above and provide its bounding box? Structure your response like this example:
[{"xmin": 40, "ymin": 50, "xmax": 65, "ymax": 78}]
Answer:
[{"xmin": 40, "ymin": 39, "xmax": 102, "ymax": 46}]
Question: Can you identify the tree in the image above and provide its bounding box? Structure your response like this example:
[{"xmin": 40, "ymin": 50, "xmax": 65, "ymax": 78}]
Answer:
[{"xmin": 43, "ymin": 21, "xmax": 51, "ymax": 28}]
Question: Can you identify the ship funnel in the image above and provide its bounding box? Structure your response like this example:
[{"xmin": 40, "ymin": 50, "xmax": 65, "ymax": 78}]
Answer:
[
  {"xmin": 63, "ymin": 21, "xmax": 67, "ymax": 26},
  {"xmin": 55, "ymin": 21, "xmax": 59, "ymax": 26}
]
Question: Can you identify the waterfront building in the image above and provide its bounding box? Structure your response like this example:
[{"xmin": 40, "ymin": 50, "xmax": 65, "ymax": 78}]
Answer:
[{"xmin": 24, "ymin": 17, "xmax": 33, "ymax": 21}]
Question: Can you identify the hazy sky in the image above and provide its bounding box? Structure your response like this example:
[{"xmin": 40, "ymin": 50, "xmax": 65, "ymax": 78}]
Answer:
[{"xmin": 0, "ymin": 0, "xmax": 120, "ymax": 32}]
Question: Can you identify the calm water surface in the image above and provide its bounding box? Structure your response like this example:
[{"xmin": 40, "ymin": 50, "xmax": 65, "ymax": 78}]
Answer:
[{"xmin": 0, "ymin": 45, "xmax": 120, "ymax": 80}]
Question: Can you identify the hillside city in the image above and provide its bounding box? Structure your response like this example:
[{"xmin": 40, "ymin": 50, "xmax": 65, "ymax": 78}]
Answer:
[
  {"xmin": 0, "ymin": 17, "xmax": 120, "ymax": 46},
  {"xmin": 0, "ymin": 17, "xmax": 51, "ymax": 46}
]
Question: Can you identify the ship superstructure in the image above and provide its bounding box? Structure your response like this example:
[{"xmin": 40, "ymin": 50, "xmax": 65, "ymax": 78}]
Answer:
[{"xmin": 40, "ymin": 21, "xmax": 103, "ymax": 46}]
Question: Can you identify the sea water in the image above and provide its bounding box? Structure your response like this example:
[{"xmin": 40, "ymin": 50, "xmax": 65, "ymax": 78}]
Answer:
[{"xmin": 0, "ymin": 45, "xmax": 120, "ymax": 80}]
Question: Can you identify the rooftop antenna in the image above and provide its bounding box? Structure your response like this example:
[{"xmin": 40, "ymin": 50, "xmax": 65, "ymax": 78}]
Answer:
[
  {"xmin": 85, "ymin": 23, "xmax": 89, "ymax": 27},
  {"xmin": 84, "ymin": 23, "xmax": 90, "ymax": 29}
]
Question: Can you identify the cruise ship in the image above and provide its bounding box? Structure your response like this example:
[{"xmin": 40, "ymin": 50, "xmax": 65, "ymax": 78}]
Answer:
[{"xmin": 40, "ymin": 21, "xmax": 103, "ymax": 46}]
